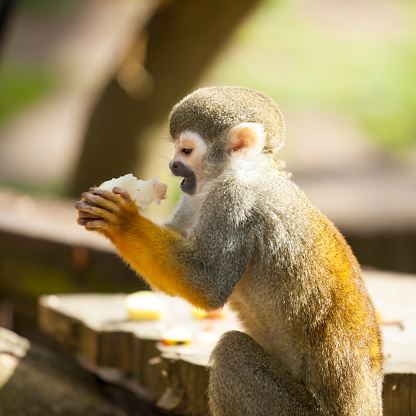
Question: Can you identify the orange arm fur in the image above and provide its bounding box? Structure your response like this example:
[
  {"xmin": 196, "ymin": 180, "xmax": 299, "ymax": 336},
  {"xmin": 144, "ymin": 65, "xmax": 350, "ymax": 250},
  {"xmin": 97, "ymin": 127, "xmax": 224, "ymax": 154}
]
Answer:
[{"xmin": 77, "ymin": 187, "xmax": 215, "ymax": 310}]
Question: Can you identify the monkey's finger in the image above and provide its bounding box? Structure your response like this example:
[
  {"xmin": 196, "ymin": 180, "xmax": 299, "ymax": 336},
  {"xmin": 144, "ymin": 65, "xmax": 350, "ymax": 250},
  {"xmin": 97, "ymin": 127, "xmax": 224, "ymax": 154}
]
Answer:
[
  {"xmin": 75, "ymin": 199, "xmax": 98, "ymax": 210},
  {"xmin": 77, "ymin": 216, "xmax": 109, "ymax": 231},
  {"xmin": 75, "ymin": 200, "xmax": 118, "ymax": 219},
  {"xmin": 112, "ymin": 186, "xmax": 133, "ymax": 202},
  {"xmin": 77, "ymin": 217, "xmax": 93, "ymax": 226},
  {"xmin": 75, "ymin": 200, "xmax": 96, "ymax": 212},
  {"xmin": 80, "ymin": 192, "xmax": 120, "ymax": 213},
  {"xmin": 84, "ymin": 219, "xmax": 110, "ymax": 232},
  {"xmin": 78, "ymin": 210, "xmax": 101, "ymax": 219},
  {"xmin": 89, "ymin": 187, "xmax": 125, "ymax": 204},
  {"xmin": 75, "ymin": 200, "xmax": 105, "ymax": 219}
]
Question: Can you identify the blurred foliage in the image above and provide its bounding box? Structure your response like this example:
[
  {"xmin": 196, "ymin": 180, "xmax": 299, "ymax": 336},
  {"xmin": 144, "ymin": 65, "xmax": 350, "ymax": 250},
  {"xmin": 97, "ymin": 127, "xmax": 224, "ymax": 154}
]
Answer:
[
  {"xmin": 0, "ymin": 61, "xmax": 55, "ymax": 126},
  {"xmin": 19, "ymin": 0, "xmax": 75, "ymax": 13},
  {"xmin": 0, "ymin": 0, "xmax": 76, "ymax": 128},
  {"xmin": 207, "ymin": 0, "xmax": 416, "ymax": 152},
  {"xmin": 0, "ymin": 177, "xmax": 64, "ymax": 197}
]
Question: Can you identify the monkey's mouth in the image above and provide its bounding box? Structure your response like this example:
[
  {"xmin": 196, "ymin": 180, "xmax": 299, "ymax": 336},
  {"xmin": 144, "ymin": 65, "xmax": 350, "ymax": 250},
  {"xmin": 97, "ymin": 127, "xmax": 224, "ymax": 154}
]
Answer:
[
  {"xmin": 180, "ymin": 175, "xmax": 196, "ymax": 196},
  {"xmin": 169, "ymin": 159, "xmax": 197, "ymax": 196}
]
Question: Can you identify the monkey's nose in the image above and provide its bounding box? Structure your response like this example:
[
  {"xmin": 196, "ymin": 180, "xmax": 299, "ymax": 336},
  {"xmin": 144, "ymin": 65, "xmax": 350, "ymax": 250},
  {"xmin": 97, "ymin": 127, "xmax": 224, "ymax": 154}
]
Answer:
[{"xmin": 169, "ymin": 160, "xmax": 179, "ymax": 171}]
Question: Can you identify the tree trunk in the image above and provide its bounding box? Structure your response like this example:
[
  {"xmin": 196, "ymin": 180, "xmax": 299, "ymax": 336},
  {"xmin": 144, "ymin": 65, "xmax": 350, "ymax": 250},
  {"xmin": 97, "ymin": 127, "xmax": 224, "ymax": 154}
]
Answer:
[{"xmin": 70, "ymin": 0, "xmax": 260, "ymax": 196}]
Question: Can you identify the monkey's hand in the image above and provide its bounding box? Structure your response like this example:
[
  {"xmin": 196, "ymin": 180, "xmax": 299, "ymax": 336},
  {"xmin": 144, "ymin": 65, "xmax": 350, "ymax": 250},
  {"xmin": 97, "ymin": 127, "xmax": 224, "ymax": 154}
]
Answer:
[
  {"xmin": 75, "ymin": 186, "xmax": 209, "ymax": 306},
  {"xmin": 75, "ymin": 187, "xmax": 138, "ymax": 242}
]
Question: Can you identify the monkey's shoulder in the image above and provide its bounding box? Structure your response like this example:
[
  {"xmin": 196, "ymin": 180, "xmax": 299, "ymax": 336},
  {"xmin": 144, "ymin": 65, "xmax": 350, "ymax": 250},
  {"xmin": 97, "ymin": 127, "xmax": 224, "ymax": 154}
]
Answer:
[
  {"xmin": 209, "ymin": 168, "xmax": 313, "ymax": 217},
  {"xmin": 207, "ymin": 169, "xmax": 343, "ymax": 249}
]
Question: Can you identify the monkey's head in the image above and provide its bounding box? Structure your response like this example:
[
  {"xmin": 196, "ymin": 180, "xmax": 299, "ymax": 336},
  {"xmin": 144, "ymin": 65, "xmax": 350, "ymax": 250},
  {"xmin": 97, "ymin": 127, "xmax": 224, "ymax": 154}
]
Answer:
[{"xmin": 168, "ymin": 86, "xmax": 285, "ymax": 196}]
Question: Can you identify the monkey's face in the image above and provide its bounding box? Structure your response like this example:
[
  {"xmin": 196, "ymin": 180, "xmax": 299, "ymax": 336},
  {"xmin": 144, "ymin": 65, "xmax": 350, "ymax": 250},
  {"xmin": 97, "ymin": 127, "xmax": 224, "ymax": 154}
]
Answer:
[
  {"xmin": 170, "ymin": 123, "xmax": 268, "ymax": 196},
  {"xmin": 169, "ymin": 131, "xmax": 208, "ymax": 196}
]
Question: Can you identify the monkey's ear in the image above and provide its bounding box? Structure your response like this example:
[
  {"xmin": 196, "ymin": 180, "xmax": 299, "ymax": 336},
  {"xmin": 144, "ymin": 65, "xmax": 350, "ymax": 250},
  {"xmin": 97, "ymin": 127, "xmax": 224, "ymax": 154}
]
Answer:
[{"xmin": 227, "ymin": 122, "xmax": 266, "ymax": 157}]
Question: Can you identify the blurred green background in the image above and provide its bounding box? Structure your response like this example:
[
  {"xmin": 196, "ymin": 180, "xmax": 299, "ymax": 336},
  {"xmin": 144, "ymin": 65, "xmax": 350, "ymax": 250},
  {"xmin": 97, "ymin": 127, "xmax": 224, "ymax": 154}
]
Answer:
[
  {"xmin": 206, "ymin": 0, "xmax": 416, "ymax": 153},
  {"xmin": 2, "ymin": 0, "xmax": 416, "ymax": 159}
]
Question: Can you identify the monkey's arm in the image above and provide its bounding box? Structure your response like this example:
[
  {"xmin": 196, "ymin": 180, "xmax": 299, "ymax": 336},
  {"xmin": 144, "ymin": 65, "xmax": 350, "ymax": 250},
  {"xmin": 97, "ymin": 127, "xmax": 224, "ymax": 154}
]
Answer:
[{"xmin": 76, "ymin": 187, "xmax": 252, "ymax": 311}]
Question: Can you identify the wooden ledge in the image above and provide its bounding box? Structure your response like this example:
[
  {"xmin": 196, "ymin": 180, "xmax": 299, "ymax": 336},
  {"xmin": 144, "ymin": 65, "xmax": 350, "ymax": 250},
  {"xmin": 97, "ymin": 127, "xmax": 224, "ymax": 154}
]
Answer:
[{"xmin": 39, "ymin": 269, "xmax": 416, "ymax": 415}]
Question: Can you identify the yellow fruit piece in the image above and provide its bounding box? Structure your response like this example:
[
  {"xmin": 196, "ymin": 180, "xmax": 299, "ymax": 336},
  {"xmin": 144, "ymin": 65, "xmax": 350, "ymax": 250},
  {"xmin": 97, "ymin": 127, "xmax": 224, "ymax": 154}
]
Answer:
[
  {"xmin": 125, "ymin": 291, "xmax": 165, "ymax": 320},
  {"xmin": 161, "ymin": 326, "xmax": 192, "ymax": 346},
  {"xmin": 192, "ymin": 306, "xmax": 225, "ymax": 319},
  {"xmin": 193, "ymin": 307, "xmax": 209, "ymax": 319}
]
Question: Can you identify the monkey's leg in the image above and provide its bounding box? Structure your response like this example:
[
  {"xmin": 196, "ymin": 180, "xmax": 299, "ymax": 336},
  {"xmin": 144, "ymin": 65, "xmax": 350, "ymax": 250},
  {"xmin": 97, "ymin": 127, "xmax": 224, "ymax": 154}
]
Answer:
[{"xmin": 209, "ymin": 331, "xmax": 322, "ymax": 416}]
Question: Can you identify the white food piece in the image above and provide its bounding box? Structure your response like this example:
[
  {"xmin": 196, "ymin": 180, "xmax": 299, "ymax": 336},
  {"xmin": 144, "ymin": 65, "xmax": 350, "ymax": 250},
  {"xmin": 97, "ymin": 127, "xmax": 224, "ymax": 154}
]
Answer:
[
  {"xmin": 99, "ymin": 173, "xmax": 140, "ymax": 200},
  {"xmin": 99, "ymin": 173, "xmax": 168, "ymax": 209},
  {"xmin": 135, "ymin": 176, "xmax": 168, "ymax": 209}
]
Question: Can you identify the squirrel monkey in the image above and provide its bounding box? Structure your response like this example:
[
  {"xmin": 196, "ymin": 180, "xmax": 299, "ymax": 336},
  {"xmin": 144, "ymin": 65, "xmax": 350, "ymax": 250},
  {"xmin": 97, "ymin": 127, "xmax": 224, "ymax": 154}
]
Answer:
[{"xmin": 76, "ymin": 86, "xmax": 384, "ymax": 415}]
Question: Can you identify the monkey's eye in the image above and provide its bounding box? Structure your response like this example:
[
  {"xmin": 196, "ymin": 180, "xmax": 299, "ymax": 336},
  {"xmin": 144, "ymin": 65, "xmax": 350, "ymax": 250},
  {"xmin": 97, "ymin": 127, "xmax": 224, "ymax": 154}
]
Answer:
[{"xmin": 182, "ymin": 148, "xmax": 193, "ymax": 155}]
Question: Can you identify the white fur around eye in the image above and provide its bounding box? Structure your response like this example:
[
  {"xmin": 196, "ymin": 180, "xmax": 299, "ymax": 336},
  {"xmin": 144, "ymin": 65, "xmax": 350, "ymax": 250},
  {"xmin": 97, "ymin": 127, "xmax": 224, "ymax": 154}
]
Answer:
[{"xmin": 179, "ymin": 131, "xmax": 208, "ymax": 158}]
